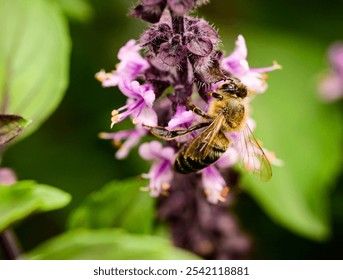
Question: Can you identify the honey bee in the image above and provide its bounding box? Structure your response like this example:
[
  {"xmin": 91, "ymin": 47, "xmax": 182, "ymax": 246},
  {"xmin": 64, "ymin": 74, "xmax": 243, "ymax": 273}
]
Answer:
[{"xmin": 144, "ymin": 79, "xmax": 272, "ymax": 181}]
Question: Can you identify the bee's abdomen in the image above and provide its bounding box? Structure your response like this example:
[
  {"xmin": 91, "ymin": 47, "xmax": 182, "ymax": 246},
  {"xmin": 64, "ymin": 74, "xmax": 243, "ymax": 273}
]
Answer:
[{"xmin": 174, "ymin": 146, "xmax": 226, "ymax": 174}]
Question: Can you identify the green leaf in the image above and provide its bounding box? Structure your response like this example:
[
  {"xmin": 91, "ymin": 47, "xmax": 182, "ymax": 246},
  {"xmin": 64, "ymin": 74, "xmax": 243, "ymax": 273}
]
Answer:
[
  {"xmin": 222, "ymin": 29, "xmax": 343, "ymax": 240},
  {"xmin": 0, "ymin": 0, "xmax": 70, "ymax": 141},
  {"xmin": 68, "ymin": 178, "xmax": 155, "ymax": 234},
  {"xmin": 0, "ymin": 180, "xmax": 71, "ymax": 232},
  {"xmin": 23, "ymin": 228, "xmax": 199, "ymax": 260},
  {"xmin": 0, "ymin": 114, "xmax": 30, "ymax": 144},
  {"xmin": 54, "ymin": 0, "xmax": 93, "ymax": 22}
]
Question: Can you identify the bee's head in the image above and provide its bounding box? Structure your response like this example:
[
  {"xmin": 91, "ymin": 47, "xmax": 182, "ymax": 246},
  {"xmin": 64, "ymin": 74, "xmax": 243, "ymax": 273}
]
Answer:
[{"xmin": 218, "ymin": 79, "xmax": 247, "ymax": 99}]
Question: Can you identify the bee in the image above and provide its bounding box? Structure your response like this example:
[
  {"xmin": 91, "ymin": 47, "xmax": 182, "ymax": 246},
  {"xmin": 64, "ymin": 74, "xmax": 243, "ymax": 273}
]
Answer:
[{"xmin": 144, "ymin": 79, "xmax": 272, "ymax": 181}]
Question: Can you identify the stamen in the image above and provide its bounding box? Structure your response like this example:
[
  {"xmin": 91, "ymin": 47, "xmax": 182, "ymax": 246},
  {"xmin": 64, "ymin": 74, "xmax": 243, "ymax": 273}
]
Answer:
[
  {"xmin": 273, "ymin": 60, "xmax": 283, "ymax": 70},
  {"xmin": 111, "ymin": 115, "xmax": 121, "ymax": 123},
  {"xmin": 162, "ymin": 182, "xmax": 171, "ymax": 190},
  {"xmin": 111, "ymin": 109, "xmax": 119, "ymax": 116},
  {"xmin": 113, "ymin": 139, "xmax": 121, "ymax": 147},
  {"xmin": 140, "ymin": 186, "xmax": 150, "ymax": 192},
  {"xmin": 95, "ymin": 69, "xmax": 106, "ymax": 82},
  {"xmin": 221, "ymin": 186, "xmax": 230, "ymax": 198}
]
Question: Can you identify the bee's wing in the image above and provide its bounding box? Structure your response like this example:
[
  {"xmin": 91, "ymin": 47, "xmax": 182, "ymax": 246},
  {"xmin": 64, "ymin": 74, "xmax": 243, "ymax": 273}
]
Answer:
[
  {"xmin": 184, "ymin": 114, "xmax": 227, "ymax": 159},
  {"xmin": 237, "ymin": 124, "xmax": 272, "ymax": 181}
]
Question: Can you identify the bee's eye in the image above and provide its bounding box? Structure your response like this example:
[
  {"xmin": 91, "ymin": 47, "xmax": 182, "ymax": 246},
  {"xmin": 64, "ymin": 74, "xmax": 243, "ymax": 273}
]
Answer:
[
  {"xmin": 227, "ymin": 84, "xmax": 235, "ymax": 91},
  {"xmin": 221, "ymin": 83, "xmax": 236, "ymax": 92}
]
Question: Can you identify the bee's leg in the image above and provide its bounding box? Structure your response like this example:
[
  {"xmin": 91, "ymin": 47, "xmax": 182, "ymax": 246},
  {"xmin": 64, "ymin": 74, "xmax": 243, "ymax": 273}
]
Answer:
[
  {"xmin": 143, "ymin": 123, "xmax": 210, "ymax": 141},
  {"xmin": 208, "ymin": 91, "xmax": 223, "ymax": 100},
  {"xmin": 187, "ymin": 100, "xmax": 212, "ymax": 119}
]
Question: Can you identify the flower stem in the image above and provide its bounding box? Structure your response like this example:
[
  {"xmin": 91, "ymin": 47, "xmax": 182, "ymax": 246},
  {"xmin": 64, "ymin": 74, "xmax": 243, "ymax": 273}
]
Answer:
[
  {"xmin": 0, "ymin": 229, "xmax": 22, "ymax": 259},
  {"xmin": 170, "ymin": 12, "xmax": 192, "ymax": 107}
]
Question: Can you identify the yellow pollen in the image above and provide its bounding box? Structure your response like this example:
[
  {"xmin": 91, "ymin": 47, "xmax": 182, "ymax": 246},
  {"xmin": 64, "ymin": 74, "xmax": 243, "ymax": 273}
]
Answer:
[
  {"xmin": 111, "ymin": 115, "xmax": 121, "ymax": 123},
  {"xmin": 113, "ymin": 140, "xmax": 121, "ymax": 147},
  {"xmin": 262, "ymin": 73, "xmax": 269, "ymax": 80},
  {"xmin": 273, "ymin": 60, "xmax": 283, "ymax": 70},
  {"xmin": 162, "ymin": 182, "xmax": 171, "ymax": 190},
  {"xmin": 221, "ymin": 186, "xmax": 230, "ymax": 198},
  {"xmin": 95, "ymin": 69, "xmax": 106, "ymax": 82},
  {"xmin": 111, "ymin": 110, "xmax": 119, "ymax": 116},
  {"xmin": 140, "ymin": 186, "xmax": 150, "ymax": 192}
]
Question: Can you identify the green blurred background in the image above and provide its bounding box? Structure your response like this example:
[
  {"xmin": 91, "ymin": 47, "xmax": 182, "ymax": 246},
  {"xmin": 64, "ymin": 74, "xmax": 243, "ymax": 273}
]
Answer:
[{"xmin": 1, "ymin": 0, "xmax": 343, "ymax": 259}]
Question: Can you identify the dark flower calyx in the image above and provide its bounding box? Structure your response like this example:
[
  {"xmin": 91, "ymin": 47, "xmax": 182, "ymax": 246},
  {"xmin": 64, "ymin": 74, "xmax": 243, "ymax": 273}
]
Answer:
[
  {"xmin": 142, "ymin": 0, "xmax": 165, "ymax": 5},
  {"xmin": 140, "ymin": 23, "xmax": 172, "ymax": 55},
  {"xmin": 130, "ymin": 1, "xmax": 167, "ymax": 23},
  {"xmin": 158, "ymin": 34, "xmax": 186, "ymax": 66},
  {"xmin": 185, "ymin": 17, "xmax": 219, "ymax": 46},
  {"xmin": 193, "ymin": 58, "xmax": 226, "ymax": 85},
  {"xmin": 167, "ymin": 0, "xmax": 196, "ymax": 15}
]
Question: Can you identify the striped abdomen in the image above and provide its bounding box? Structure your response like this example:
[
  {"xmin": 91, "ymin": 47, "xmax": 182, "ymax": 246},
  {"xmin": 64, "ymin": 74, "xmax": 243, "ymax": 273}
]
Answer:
[
  {"xmin": 174, "ymin": 145, "xmax": 226, "ymax": 173},
  {"xmin": 174, "ymin": 131, "xmax": 230, "ymax": 174}
]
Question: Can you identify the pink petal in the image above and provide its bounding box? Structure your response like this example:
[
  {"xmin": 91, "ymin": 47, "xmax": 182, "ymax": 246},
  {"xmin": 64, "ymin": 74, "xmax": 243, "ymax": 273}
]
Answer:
[
  {"xmin": 135, "ymin": 106, "xmax": 158, "ymax": 126},
  {"xmin": 227, "ymin": 35, "xmax": 248, "ymax": 62},
  {"xmin": 141, "ymin": 89, "xmax": 155, "ymax": 108},
  {"xmin": 201, "ymin": 166, "xmax": 226, "ymax": 204},
  {"xmin": 319, "ymin": 73, "xmax": 343, "ymax": 102},
  {"xmin": 115, "ymin": 132, "xmax": 141, "ymax": 159},
  {"xmin": 139, "ymin": 141, "xmax": 163, "ymax": 160},
  {"xmin": 167, "ymin": 106, "xmax": 195, "ymax": 129},
  {"xmin": 117, "ymin": 39, "xmax": 141, "ymax": 60}
]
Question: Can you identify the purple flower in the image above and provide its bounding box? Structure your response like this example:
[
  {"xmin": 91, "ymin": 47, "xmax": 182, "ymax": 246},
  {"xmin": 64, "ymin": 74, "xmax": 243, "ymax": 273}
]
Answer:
[
  {"xmin": 141, "ymin": 13, "xmax": 219, "ymax": 73},
  {"xmin": 215, "ymin": 147, "xmax": 240, "ymax": 170},
  {"xmin": 131, "ymin": 1, "xmax": 167, "ymax": 23},
  {"xmin": 0, "ymin": 168, "xmax": 17, "ymax": 186},
  {"xmin": 221, "ymin": 35, "xmax": 281, "ymax": 93},
  {"xmin": 111, "ymin": 80, "xmax": 157, "ymax": 126},
  {"xmin": 201, "ymin": 165, "xmax": 228, "ymax": 204},
  {"xmin": 184, "ymin": 17, "xmax": 219, "ymax": 57},
  {"xmin": 167, "ymin": 0, "xmax": 195, "ymax": 15},
  {"xmin": 165, "ymin": 105, "xmax": 196, "ymax": 142},
  {"xmin": 158, "ymin": 34, "xmax": 186, "ymax": 67},
  {"xmin": 318, "ymin": 42, "xmax": 343, "ymax": 102},
  {"xmin": 167, "ymin": 105, "xmax": 195, "ymax": 129},
  {"xmin": 99, "ymin": 1, "xmax": 280, "ymax": 259},
  {"xmin": 139, "ymin": 141, "xmax": 176, "ymax": 196},
  {"xmin": 131, "ymin": 0, "xmax": 210, "ymax": 23},
  {"xmin": 95, "ymin": 40, "xmax": 149, "ymax": 87},
  {"xmin": 99, "ymin": 124, "xmax": 148, "ymax": 159}
]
